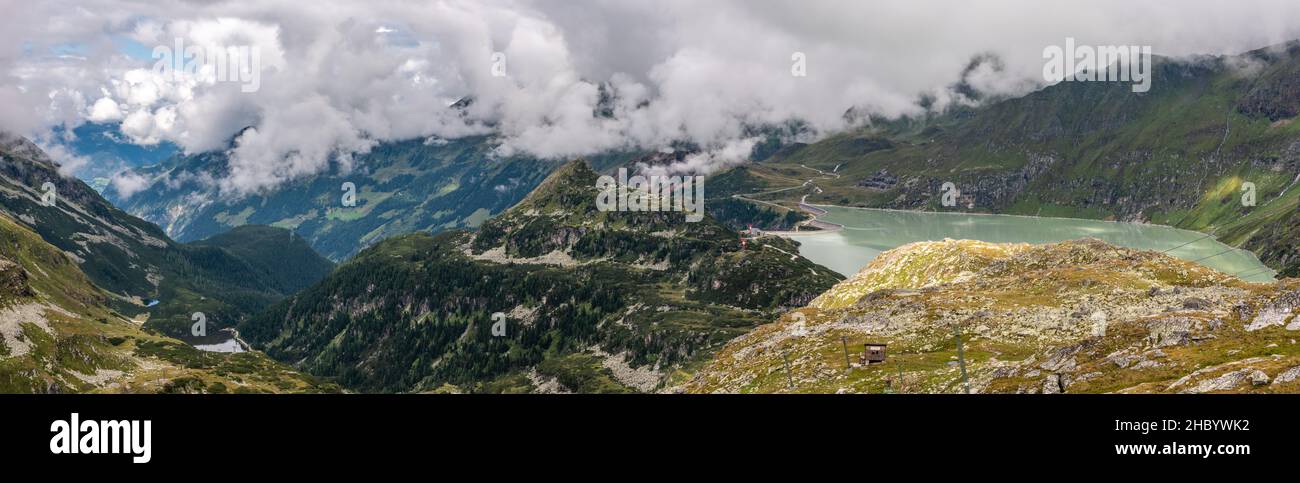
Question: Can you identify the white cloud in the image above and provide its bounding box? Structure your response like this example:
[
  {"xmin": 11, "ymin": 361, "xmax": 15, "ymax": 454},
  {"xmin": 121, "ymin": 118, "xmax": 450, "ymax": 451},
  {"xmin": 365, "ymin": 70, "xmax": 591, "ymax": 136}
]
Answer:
[
  {"xmin": 642, "ymin": 138, "xmax": 761, "ymax": 177},
  {"xmin": 109, "ymin": 170, "xmax": 150, "ymax": 197},
  {"xmin": 3, "ymin": 0, "xmax": 1300, "ymax": 194},
  {"xmin": 221, "ymin": 96, "xmax": 378, "ymax": 193},
  {"xmin": 87, "ymin": 96, "xmax": 122, "ymax": 122},
  {"xmin": 36, "ymin": 140, "xmax": 91, "ymax": 177},
  {"xmin": 119, "ymin": 106, "xmax": 177, "ymax": 146}
]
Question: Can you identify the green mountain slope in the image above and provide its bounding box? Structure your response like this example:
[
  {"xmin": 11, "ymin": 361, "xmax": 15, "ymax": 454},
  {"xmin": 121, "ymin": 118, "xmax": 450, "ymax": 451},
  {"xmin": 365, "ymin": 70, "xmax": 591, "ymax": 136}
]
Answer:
[
  {"xmin": 104, "ymin": 135, "xmax": 646, "ymax": 261},
  {"xmin": 188, "ymin": 225, "xmax": 335, "ymax": 295},
  {"xmin": 725, "ymin": 42, "xmax": 1300, "ymax": 275},
  {"xmin": 0, "ymin": 134, "xmax": 333, "ymax": 340},
  {"xmin": 0, "ymin": 213, "xmax": 337, "ymax": 393},
  {"xmin": 240, "ymin": 160, "xmax": 842, "ymax": 393},
  {"xmin": 688, "ymin": 238, "xmax": 1300, "ymax": 394}
]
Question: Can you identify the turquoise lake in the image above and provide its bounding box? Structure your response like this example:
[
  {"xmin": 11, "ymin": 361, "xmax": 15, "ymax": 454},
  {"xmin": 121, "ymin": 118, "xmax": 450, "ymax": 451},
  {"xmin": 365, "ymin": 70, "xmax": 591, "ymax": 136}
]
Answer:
[{"xmin": 787, "ymin": 206, "xmax": 1277, "ymax": 283}]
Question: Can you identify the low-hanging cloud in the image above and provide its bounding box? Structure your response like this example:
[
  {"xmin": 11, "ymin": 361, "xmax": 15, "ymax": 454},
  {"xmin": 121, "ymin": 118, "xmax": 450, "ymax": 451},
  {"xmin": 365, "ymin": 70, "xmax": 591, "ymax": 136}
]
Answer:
[{"xmin": 3, "ymin": 0, "xmax": 1300, "ymax": 195}]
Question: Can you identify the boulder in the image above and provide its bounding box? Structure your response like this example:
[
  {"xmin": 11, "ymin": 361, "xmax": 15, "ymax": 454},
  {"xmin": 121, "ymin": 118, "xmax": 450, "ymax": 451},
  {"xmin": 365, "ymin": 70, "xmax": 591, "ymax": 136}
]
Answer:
[{"xmin": 1249, "ymin": 370, "xmax": 1270, "ymax": 386}]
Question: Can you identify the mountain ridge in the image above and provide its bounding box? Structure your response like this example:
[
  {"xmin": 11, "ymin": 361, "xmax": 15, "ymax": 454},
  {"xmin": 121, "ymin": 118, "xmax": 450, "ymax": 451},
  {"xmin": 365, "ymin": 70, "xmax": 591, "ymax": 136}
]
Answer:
[
  {"xmin": 102, "ymin": 134, "xmax": 650, "ymax": 261},
  {"xmin": 239, "ymin": 159, "xmax": 842, "ymax": 393},
  {"xmin": 0, "ymin": 134, "xmax": 334, "ymax": 340}
]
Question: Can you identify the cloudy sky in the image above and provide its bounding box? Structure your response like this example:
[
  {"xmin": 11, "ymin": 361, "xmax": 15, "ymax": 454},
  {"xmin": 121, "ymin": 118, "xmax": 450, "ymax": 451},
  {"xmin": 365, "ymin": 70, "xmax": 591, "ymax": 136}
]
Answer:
[{"xmin": 3, "ymin": 0, "xmax": 1300, "ymax": 194}]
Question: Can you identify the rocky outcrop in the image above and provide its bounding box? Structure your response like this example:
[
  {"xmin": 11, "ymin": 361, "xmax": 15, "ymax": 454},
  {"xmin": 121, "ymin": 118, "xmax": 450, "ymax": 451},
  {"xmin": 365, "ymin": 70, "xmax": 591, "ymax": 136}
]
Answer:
[
  {"xmin": 0, "ymin": 257, "xmax": 33, "ymax": 302},
  {"xmin": 688, "ymin": 238, "xmax": 1300, "ymax": 394},
  {"xmin": 858, "ymin": 169, "xmax": 899, "ymax": 190}
]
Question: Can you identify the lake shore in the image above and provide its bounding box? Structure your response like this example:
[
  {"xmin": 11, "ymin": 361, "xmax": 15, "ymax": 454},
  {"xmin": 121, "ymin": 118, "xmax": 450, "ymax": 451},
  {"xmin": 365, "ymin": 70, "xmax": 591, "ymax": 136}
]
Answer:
[
  {"xmin": 748, "ymin": 200, "xmax": 844, "ymax": 236},
  {"xmin": 777, "ymin": 204, "xmax": 1277, "ymax": 282}
]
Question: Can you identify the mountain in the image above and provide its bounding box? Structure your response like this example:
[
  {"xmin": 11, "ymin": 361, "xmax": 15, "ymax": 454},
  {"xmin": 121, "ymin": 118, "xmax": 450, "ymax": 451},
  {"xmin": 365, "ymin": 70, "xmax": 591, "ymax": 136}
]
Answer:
[
  {"xmin": 104, "ymin": 134, "xmax": 646, "ymax": 261},
  {"xmin": 188, "ymin": 225, "xmax": 335, "ymax": 296},
  {"xmin": 0, "ymin": 212, "xmax": 337, "ymax": 393},
  {"xmin": 723, "ymin": 42, "xmax": 1300, "ymax": 276},
  {"xmin": 0, "ymin": 133, "xmax": 333, "ymax": 340},
  {"xmin": 239, "ymin": 160, "xmax": 842, "ymax": 393},
  {"xmin": 687, "ymin": 238, "xmax": 1300, "ymax": 394},
  {"xmin": 49, "ymin": 122, "xmax": 179, "ymax": 191}
]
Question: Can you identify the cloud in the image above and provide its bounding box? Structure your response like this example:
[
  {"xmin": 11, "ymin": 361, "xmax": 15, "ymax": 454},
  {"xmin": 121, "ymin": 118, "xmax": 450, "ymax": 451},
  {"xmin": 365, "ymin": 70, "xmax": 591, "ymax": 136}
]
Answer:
[
  {"xmin": 87, "ymin": 96, "xmax": 123, "ymax": 122},
  {"xmin": 4, "ymin": 0, "xmax": 1300, "ymax": 193},
  {"xmin": 108, "ymin": 170, "xmax": 149, "ymax": 198},
  {"xmin": 641, "ymin": 138, "xmax": 760, "ymax": 177},
  {"xmin": 221, "ymin": 96, "xmax": 378, "ymax": 193},
  {"xmin": 35, "ymin": 141, "xmax": 92, "ymax": 176}
]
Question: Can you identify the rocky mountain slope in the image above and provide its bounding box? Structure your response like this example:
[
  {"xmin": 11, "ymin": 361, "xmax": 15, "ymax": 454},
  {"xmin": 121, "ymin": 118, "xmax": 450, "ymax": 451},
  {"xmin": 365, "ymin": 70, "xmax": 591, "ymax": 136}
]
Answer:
[
  {"xmin": 240, "ymin": 160, "xmax": 842, "ymax": 393},
  {"xmin": 0, "ymin": 133, "xmax": 334, "ymax": 340},
  {"xmin": 0, "ymin": 212, "xmax": 337, "ymax": 393},
  {"xmin": 687, "ymin": 238, "xmax": 1300, "ymax": 394}
]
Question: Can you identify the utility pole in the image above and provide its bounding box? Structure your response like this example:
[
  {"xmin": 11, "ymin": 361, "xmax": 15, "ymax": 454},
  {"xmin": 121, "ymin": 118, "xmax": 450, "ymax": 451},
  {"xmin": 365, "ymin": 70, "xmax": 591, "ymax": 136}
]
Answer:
[
  {"xmin": 782, "ymin": 352, "xmax": 794, "ymax": 390},
  {"xmin": 954, "ymin": 324, "xmax": 970, "ymax": 394},
  {"xmin": 896, "ymin": 357, "xmax": 905, "ymax": 394},
  {"xmin": 841, "ymin": 336, "xmax": 850, "ymax": 370}
]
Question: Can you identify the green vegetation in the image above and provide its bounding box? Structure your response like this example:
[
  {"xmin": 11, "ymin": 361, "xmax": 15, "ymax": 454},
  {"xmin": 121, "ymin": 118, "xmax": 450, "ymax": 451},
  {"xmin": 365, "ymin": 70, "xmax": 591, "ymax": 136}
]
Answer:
[
  {"xmin": 105, "ymin": 135, "xmax": 648, "ymax": 261},
  {"xmin": 242, "ymin": 160, "xmax": 842, "ymax": 393},
  {"xmin": 707, "ymin": 198, "xmax": 804, "ymax": 231},
  {"xmin": 717, "ymin": 43, "xmax": 1300, "ymax": 278},
  {"xmin": 188, "ymin": 224, "xmax": 335, "ymax": 295},
  {"xmin": 0, "ymin": 135, "xmax": 336, "ymax": 341},
  {"xmin": 535, "ymin": 353, "xmax": 634, "ymax": 394},
  {"xmin": 0, "ymin": 211, "xmax": 336, "ymax": 394}
]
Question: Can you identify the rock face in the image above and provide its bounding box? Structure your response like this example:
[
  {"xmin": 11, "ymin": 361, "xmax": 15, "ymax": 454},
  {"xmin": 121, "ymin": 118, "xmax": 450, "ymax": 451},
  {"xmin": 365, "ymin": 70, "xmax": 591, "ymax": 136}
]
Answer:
[
  {"xmin": 1274, "ymin": 366, "xmax": 1300, "ymax": 385},
  {"xmin": 1147, "ymin": 317, "xmax": 1209, "ymax": 348},
  {"xmin": 858, "ymin": 169, "xmax": 899, "ymax": 190},
  {"xmin": 688, "ymin": 238, "xmax": 1300, "ymax": 394},
  {"xmin": 1186, "ymin": 370, "xmax": 1253, "ymax": 393},
  {"xmin": 0, "ymin": 258, "xmax": 32, "ymax": 301}
]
